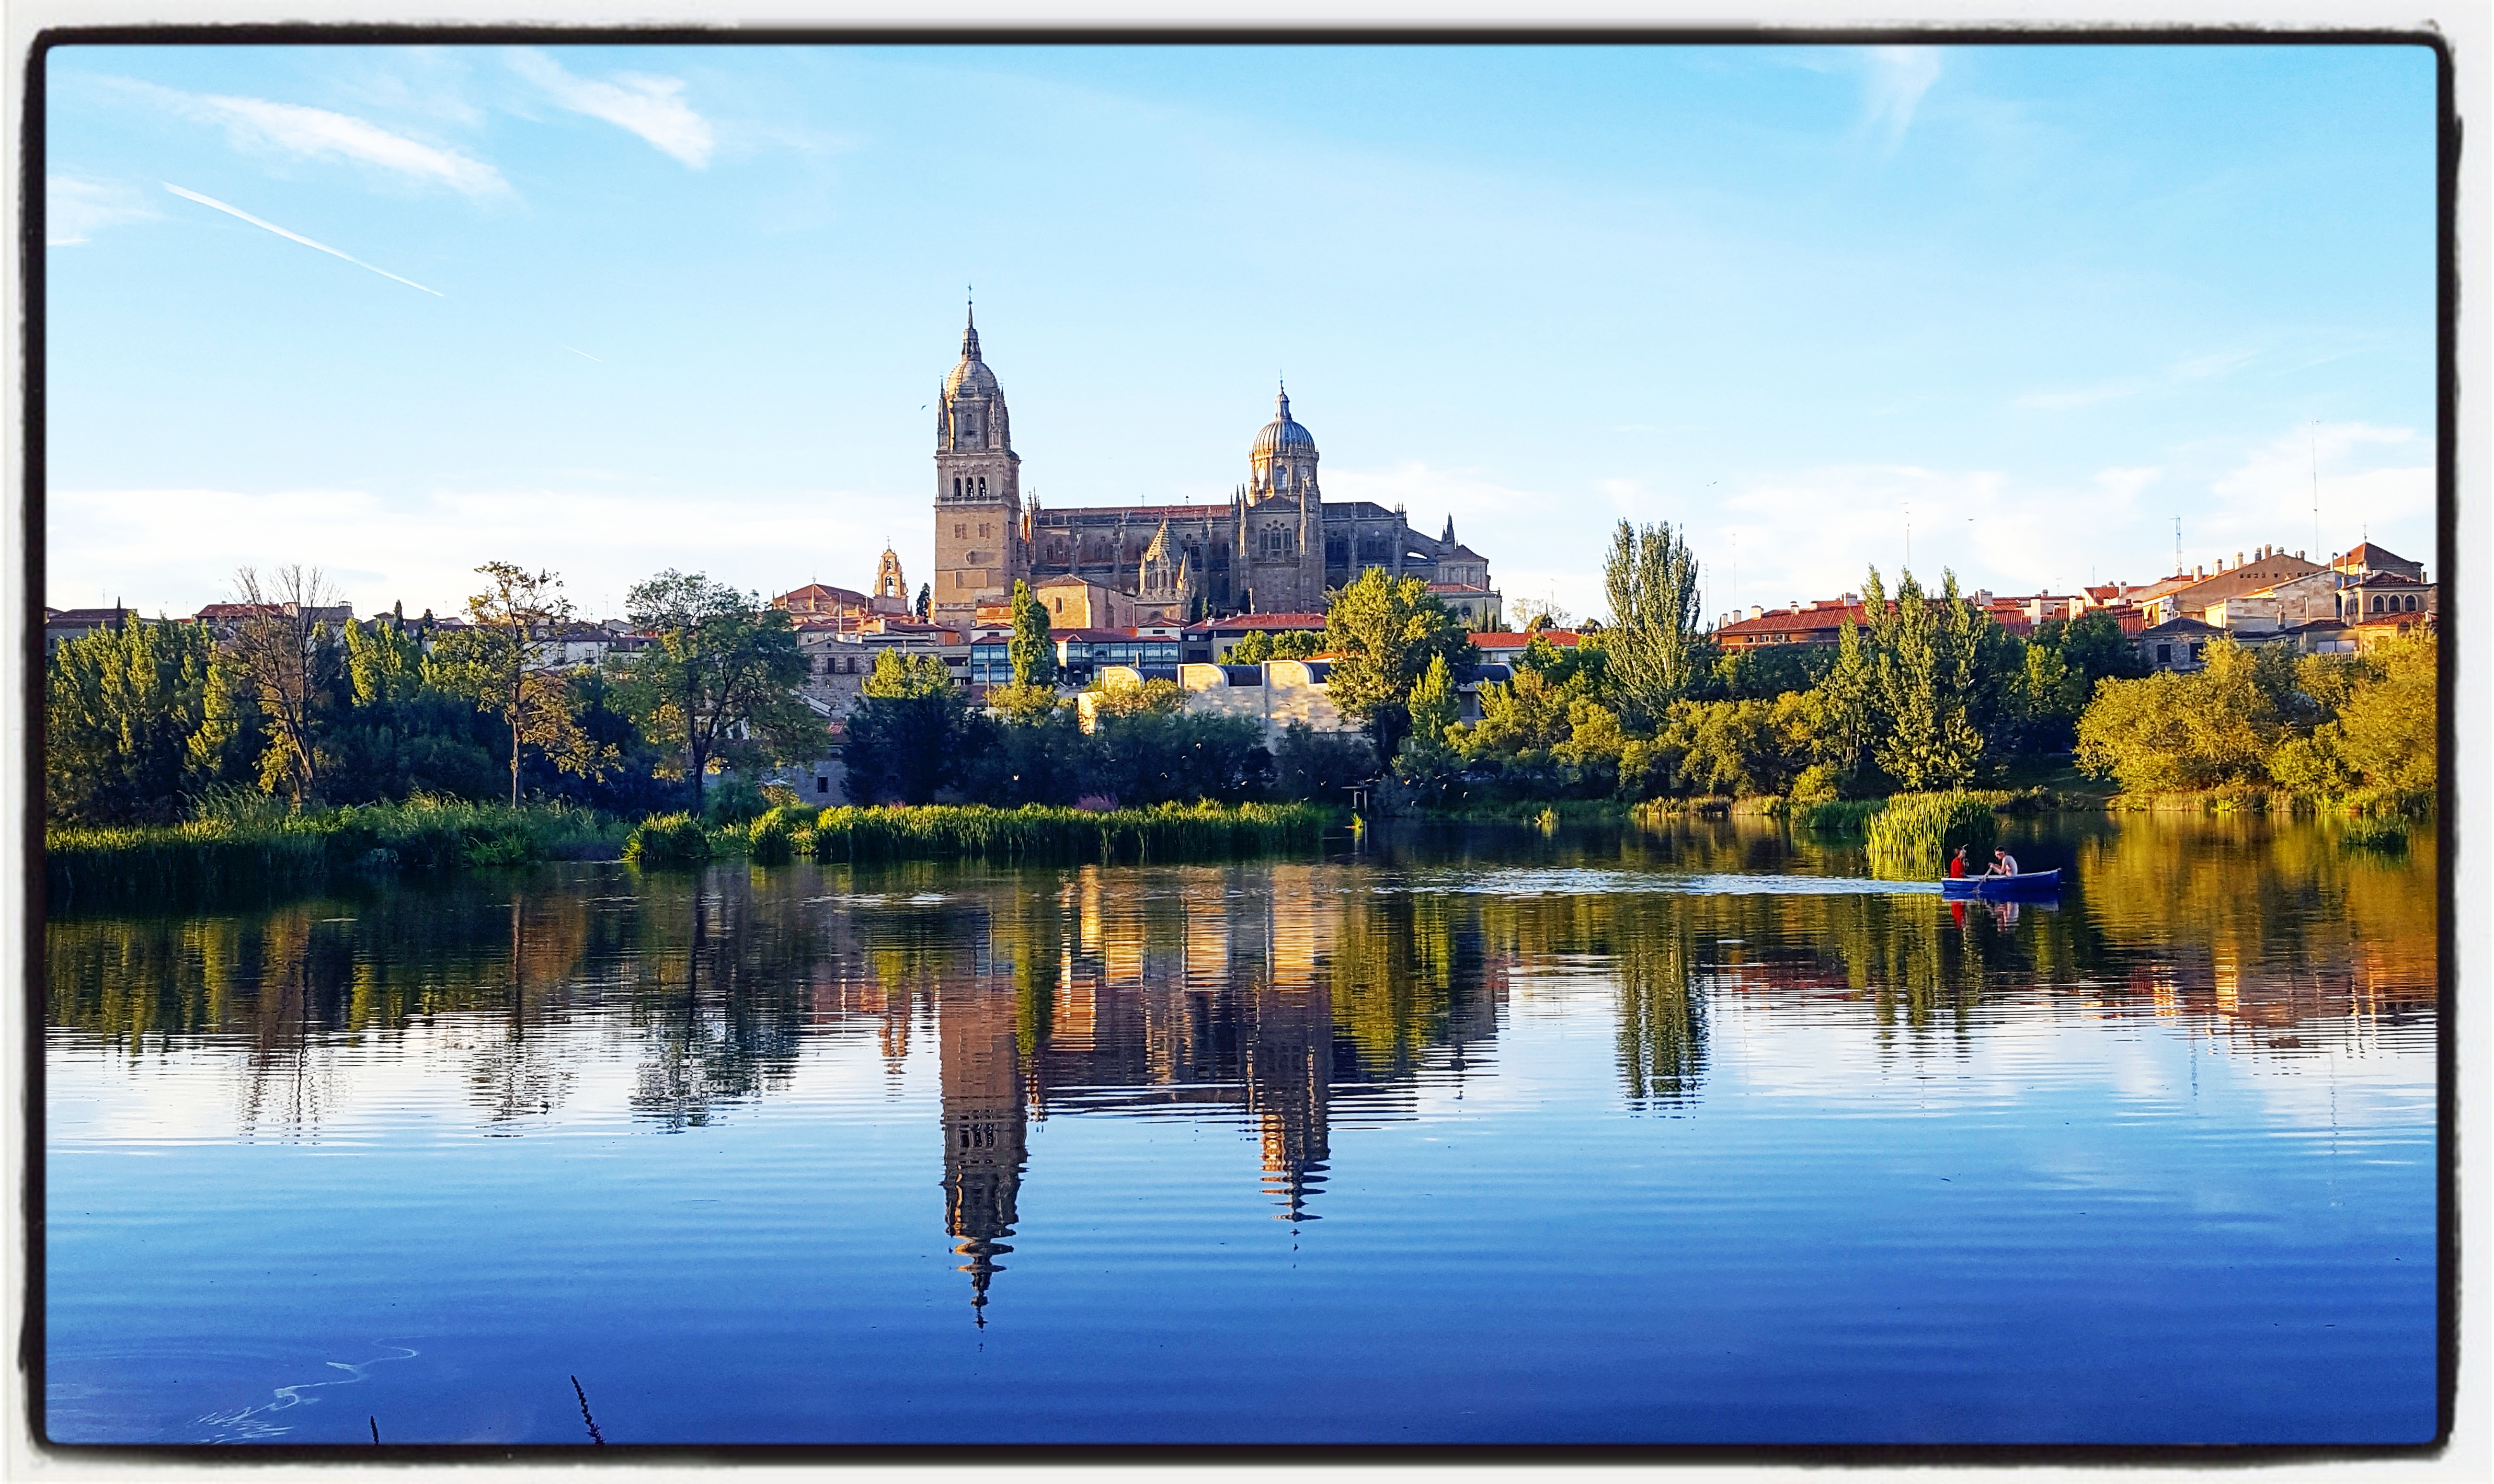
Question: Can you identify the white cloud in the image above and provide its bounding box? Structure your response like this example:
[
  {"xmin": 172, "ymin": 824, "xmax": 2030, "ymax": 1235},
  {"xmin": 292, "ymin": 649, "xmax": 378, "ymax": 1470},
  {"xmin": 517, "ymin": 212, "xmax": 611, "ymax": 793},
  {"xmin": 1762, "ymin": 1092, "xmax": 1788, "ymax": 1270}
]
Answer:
[
  {"xmin": 46, "ymin": 175, "xmax": 157, "ymax": 245},
  {"xmin": 1860, "ymin": 47, "xmax": 1943, "ymax": 152},
  {"xmin": 507, "ymin": 49, "xmax": 714, "ymax": 168},
  {"xmin": 47, "ymin": 484, "xmax": 907, "ymax": 623},
  {"xmin": 104, "ymin": 76, "xmax": 509, "ymax": 198},
  {"xmin": 2204, "ymin": 422, "xmax": 2432, "ymax": 563}
]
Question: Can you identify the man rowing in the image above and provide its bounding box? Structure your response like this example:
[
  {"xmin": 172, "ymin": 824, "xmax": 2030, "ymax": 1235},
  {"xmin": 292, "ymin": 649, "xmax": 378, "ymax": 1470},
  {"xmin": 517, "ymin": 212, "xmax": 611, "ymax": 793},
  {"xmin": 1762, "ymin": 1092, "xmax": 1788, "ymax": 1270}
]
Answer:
[{"xmin": 1984, "ymin": 847, "xmax": 2021, "ymax": 879}]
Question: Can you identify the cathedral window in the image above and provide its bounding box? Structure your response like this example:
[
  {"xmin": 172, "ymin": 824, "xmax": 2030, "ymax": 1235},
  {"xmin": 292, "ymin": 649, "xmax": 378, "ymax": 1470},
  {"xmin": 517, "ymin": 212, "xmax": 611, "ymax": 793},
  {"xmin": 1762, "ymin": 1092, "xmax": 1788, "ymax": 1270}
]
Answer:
[
  {"xmin": 978, "ymin": 477, "xmax": 988, "ymax": 497},
  {"xmin": 953, "ymin": 478, "xmax": 962, "ymax": 499}
]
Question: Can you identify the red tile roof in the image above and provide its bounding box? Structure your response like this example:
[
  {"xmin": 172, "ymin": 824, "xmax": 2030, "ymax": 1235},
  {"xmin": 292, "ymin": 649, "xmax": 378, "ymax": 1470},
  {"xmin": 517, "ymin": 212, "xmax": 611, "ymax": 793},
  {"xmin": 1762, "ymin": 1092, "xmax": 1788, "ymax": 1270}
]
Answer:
[{"xmin": 1471, "ymin": 630, "xmax": 1580, "ymax": 649}]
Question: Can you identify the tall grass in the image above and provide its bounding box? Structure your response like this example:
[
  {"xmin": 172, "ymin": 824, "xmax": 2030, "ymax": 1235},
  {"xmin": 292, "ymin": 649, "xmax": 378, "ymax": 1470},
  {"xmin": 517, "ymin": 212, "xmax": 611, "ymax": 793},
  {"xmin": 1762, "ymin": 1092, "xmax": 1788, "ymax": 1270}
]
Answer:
[
  {"xmin": 1864, "ymin": 791, "xmax": 1999, "ymax": 880},
  {"xmin": 1790, "ymin": 798, "xmax": 1886, "ymax": 835},
  {"xmin": 808, "ymin": 801, "xmax": 1333, "ymax": 865},
  {"xmin": 45, "ymin": 796, "xmax": 625, "ymax": 912},
  {"xmin": 622, "ymin": 812, "xmax": 712, "ymax": 867}
]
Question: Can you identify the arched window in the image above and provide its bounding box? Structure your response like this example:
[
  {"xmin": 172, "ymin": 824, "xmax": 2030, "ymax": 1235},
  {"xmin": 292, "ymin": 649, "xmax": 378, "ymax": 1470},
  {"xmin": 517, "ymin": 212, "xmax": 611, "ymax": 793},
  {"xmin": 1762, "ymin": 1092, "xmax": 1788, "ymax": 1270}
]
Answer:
[
  {"xmin": 978, "ymin": 477, "xmax": 988, "ymax": 497},
  {"xmin": 953, "ymin": 477, "xmax": 962, "ymax": 498}
]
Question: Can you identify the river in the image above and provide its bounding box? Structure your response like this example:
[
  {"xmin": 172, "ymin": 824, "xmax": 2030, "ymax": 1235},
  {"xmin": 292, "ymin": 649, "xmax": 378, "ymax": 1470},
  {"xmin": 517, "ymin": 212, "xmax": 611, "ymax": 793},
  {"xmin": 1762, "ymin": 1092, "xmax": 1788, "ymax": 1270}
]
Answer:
[{"xmin": 42, "ymin": 813, "xmax": 2441, "ymax": 1446}]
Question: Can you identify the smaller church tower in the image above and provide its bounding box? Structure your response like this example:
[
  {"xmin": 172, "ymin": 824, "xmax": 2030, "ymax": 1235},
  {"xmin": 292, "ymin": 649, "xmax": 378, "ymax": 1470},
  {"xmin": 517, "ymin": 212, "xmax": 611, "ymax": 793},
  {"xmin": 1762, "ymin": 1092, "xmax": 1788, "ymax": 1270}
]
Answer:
[
  {"xmin": 932, "ymin": 306, "xmax": 1024, "ymax": 629},
  {"xmin": 872, "ymin": 546, "xmax": 909, "ymax": 614}
]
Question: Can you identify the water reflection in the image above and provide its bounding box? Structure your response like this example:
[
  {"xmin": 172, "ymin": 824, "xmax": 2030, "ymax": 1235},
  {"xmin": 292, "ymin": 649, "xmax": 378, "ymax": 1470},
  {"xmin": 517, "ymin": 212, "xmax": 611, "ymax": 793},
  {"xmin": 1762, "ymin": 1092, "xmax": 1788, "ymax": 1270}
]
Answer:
[
  {"xmin": 44, "ymin": 816, "xmax": 2436, "ymax": 1310},
  {"xmin": 42, "ymin": 814, "xmax": 2441, "ymax": 1446}
]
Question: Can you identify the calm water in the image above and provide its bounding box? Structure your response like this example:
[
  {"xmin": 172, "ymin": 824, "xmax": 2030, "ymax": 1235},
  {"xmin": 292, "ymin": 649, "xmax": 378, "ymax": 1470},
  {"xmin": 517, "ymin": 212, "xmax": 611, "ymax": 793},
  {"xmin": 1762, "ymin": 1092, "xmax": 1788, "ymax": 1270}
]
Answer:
[{"xmin": 44, "ymin": 815, "xmax": 2440, "ymax": 1446}]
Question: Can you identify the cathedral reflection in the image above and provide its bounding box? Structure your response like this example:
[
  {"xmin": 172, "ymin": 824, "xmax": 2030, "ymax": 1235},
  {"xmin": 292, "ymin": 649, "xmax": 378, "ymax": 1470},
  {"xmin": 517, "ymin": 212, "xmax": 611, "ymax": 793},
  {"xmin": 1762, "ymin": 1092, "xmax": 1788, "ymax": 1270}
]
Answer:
[{"xmin": 875, "ymin": 866, "xmax": 1505, "ymax": 1318}]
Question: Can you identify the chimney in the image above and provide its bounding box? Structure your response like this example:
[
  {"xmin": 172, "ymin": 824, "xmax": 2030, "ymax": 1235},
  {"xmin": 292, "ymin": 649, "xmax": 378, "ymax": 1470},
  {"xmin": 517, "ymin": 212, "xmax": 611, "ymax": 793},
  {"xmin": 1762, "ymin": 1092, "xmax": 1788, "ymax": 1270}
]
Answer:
[{"xmin": 1749, "ymin": 605, "xmax": 1764, "ymax": 620}]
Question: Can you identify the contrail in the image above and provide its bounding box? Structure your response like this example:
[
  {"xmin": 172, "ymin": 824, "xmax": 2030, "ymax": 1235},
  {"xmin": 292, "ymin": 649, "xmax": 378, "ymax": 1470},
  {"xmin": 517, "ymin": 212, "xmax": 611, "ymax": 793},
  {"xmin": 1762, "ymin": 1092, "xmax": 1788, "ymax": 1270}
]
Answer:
[
  {"xmin": 560, "ymin": 344, "xmax": 602, "ymax": 362},
  {"xmin": 163, "ymin": 182, "xmax": 443, "ymax": 296}
]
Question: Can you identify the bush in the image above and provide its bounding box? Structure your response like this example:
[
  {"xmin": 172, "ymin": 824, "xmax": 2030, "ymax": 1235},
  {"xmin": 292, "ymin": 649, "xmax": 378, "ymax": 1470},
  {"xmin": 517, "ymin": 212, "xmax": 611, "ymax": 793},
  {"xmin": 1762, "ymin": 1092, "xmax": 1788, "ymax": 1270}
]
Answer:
[
  {"xmin": 702, "ymin": 776, "xmax": 773, "ymax": 826},
  {"xmin": 1864, "ymin": 790, "xmax": 1998, "ymax": 880},
  {"xmin": 624, "ymin": 812, "xmax": 712, "ymax": 867}
]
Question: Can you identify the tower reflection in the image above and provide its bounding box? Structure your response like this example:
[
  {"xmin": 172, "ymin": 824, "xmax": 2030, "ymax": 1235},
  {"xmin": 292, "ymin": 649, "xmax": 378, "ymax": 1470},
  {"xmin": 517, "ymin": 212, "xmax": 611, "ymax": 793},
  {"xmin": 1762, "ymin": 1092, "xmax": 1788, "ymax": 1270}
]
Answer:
[{"xmin": 924, "ymin": 865, "xmax": 1504, "ymax": 1316}]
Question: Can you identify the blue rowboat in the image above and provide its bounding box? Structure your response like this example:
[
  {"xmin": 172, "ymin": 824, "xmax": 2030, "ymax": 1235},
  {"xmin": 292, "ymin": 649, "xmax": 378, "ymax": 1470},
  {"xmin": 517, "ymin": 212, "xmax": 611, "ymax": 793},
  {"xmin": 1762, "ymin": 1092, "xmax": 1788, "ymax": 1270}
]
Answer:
[{"xmin": 1941, "ymin": 868, "xmax": 2061, "ymax": 899}]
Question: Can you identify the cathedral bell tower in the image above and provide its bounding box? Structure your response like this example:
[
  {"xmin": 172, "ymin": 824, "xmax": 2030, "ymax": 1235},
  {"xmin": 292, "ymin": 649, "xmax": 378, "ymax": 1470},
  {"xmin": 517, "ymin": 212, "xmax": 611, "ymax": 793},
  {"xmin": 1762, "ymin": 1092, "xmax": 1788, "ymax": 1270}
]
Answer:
[
  {"xmin": 933, "ymin": 306, "xmax": 1024, "ymax": 629},
  {"xmin": 1238, "ymin": 385, "xmax": 1323, "ymax": 614}
]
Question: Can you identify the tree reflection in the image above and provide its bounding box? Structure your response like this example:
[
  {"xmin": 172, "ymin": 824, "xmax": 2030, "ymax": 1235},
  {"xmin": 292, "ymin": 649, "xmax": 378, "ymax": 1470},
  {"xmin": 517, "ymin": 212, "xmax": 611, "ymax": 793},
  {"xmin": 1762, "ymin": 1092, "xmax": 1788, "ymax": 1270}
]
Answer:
[{"xmin": 45, "ymin": 815, "xmax": 2439, "ymax": 1318}]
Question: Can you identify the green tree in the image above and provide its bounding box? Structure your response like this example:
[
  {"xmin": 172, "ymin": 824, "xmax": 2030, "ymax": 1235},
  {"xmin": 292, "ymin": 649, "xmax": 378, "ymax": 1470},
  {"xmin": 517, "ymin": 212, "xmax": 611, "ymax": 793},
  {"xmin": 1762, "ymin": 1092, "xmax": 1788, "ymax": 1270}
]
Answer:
[
  {"xmin": 914, "ymin": 583, "xmax": 933, "ymax": 623},
  {"xmin": 1391, "ymin": 652, "xmax": 1461, "ymax": 785},
  {"xmin": 428, "ymin": 562, "xmax": 615, "ymax": 808},
  {"xmin": 1659, "ymin": 694, "xmax": 1825, "ymax": 798},
  {"xmin": 843, "ymin": 649, "xmax": 967, "ymax": 804},
  {"xmin": 1601, "ymin": 519, "xmax": 1711, "ymax": 724},
  {"xmin": 44, "ymin": 616, "xmax": 215, "ymax": 823},
  {"xmin": 2076, "ymin": 639, "xmax": 2289, "ymax": 793},
  {"xmin": 1815, "ymin": 567, "xmax": 2009, "ymax": 791},
  {"xmin": 344, "ymin": 615, "xmax": 426, "ymax": 706},
  {"xmin": 2269, "ymin": 634, "xmax": 2436, "ymax": 800},
  {"xmin": 613, "ymin": 570, "xmax": 820, "ymax": 813},
  {"xmin": 1008, "ymin": 579, "xmax": 1059, "ymax": 689},
  {"xmin": 1227, "ymin": 628, "xmax": 1324, "ymax": 664},
  {"xmin": 1322, "ymin": 567, "xmax": 1475, "ymax": 755}
]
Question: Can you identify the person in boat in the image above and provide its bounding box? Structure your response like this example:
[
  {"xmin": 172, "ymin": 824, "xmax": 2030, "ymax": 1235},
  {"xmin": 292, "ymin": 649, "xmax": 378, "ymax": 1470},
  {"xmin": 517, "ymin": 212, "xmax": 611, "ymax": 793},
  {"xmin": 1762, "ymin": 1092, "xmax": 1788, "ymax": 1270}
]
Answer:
[
  {"xmin": 1948, "ymin": 845, "xmax": 1969, "ymax": 879},
  {"xmin": 1984, "ymin": 847, "xmax": 2020, "ymax": 878}
]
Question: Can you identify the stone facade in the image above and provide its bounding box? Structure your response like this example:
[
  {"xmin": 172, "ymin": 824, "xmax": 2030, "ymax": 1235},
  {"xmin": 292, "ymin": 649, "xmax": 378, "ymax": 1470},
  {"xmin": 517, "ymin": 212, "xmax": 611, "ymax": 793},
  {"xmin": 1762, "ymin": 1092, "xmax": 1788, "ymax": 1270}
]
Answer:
[
  {"xmin": 930, "ymin": 313, "xmax": 1494, "ymax": 630},
  {"xmin": 931, "ymin": 313, "xmax": 1024, "ymax": 629}
]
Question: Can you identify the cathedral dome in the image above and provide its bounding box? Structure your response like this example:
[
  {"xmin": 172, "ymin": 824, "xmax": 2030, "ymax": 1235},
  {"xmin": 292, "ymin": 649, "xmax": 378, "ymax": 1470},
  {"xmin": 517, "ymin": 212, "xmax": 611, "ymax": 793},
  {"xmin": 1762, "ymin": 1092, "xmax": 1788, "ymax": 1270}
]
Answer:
[
  {"xmin": 1251, "ymin": 388, "xmax": 1318, "ymax": 460},
  {"xmin": 945, "ymin": 313, "xmax": 999, "ymax": 398}
]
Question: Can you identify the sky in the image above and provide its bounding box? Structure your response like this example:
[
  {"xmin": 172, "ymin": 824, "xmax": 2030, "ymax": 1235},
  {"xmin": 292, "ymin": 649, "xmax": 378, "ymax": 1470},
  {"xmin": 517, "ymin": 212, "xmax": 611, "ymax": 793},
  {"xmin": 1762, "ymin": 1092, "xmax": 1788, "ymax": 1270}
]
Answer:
[{"xmin": 42, "ymin": 41, "xmax": 2440, "ymax": 626}]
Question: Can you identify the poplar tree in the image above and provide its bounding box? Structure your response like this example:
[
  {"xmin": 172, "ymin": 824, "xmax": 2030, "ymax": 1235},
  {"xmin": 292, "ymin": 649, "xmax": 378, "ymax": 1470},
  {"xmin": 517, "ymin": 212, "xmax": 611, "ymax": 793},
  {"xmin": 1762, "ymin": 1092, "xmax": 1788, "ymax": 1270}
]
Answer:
[
  {"xmin": 1008, "ymin": 579, "xmax": 1058, "ymax": 689},
  {"xmin": 1601, "ymin": 520, "xmax": 1710, "ymax": 727}
]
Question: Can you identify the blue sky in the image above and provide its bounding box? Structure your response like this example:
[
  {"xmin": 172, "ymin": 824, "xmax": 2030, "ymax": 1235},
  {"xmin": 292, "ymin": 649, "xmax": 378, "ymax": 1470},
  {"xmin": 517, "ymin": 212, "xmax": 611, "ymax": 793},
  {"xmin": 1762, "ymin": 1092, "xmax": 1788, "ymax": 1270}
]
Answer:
[{"xmin": 44, "ymin": 42, "xmax": 2439, "ymax": 625}]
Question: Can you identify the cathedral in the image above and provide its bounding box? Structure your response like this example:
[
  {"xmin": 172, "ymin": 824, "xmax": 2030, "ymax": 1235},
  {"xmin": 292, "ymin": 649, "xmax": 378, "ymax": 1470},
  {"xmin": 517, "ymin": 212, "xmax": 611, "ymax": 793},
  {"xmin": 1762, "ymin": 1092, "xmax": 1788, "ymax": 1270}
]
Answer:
[{"xmin": 929, "ymin": 310, "xmax": 1496, "ymax": 631}]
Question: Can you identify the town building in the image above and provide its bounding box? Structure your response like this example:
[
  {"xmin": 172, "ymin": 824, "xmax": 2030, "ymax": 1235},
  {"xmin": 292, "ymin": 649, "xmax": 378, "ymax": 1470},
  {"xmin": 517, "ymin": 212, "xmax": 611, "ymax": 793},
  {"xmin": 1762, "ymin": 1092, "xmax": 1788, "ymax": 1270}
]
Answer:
[
  {"xmin": 43, "ymin": 604, "xmax": 136, "ymax": 650},
  {"xmin": 926, "ymin": 309, "xmax": 1497, "ymax": 631},
  {"xmin": 793, "ymin": 617, "xmax": 959, "ymax": 718},
  {"xmin": 775, "ymin": 548, "xmax": 914, "ymax": 626}
]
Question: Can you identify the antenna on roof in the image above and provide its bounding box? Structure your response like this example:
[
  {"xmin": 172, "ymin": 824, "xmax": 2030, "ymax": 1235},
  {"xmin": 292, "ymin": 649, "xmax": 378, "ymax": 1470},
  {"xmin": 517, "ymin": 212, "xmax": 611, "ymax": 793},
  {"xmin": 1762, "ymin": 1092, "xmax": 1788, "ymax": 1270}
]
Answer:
[
  {"xmin": 2173, "ymin": 515, "xmax": 2182, "ymax": 576},
  {"xmin": 2310, "ymin": 420, "xmax": 2321, "ymax": 562}
]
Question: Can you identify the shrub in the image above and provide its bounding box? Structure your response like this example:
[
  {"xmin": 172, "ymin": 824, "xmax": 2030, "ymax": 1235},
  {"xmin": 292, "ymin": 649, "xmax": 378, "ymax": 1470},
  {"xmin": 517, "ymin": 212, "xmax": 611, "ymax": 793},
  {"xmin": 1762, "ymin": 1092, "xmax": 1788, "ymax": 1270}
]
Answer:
[{"xmin": 625, "ymin": 812, "xmax": 712, "ymax": 867}]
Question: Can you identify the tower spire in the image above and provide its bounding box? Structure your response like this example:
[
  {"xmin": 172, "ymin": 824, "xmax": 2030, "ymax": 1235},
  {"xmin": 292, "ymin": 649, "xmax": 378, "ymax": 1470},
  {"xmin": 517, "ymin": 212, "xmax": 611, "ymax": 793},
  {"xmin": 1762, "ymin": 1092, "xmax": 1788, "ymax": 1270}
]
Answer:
[{"xmin": 963, "ymin": 287, "xmax": 979, "ymax": 358}]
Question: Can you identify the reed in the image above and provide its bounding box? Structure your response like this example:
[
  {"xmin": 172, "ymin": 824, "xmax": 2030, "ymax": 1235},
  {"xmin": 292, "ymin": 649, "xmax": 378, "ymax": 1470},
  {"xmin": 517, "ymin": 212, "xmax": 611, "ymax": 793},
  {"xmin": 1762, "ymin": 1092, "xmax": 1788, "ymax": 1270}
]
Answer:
[
  {"xmin": 807, "ymin": 801, "xmax": 1332, "ymax": 865},
  {"xmin": 45, "ymin": 796, "xmax": 624, "ymax": 911},
  {"xmin": 1864, "ymin": 790, "xmax": 1999, "ymax": 880},
  {"xmin": 622, "ymin": 812, "xmax": 712, "ymax": 867},
  {"xmin": 1790, "ymin": 798, "xmax": 1886, "ymax": 835},
  {"xmin": 2340, "ymin": 813, "xmax": 2410, "ymax": 853}
]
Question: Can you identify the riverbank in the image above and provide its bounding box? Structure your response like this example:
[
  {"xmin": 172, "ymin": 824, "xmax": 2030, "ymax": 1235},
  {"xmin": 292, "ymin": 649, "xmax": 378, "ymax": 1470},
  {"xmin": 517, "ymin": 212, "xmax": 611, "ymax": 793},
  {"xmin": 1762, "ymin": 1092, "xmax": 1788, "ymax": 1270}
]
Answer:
[
  {"xmin": 44, "ymin": 799, "xmax": 625, "ymax": 911},
  {"xmin": 729, "ymin": 801, "xmax": 1335, "ymax": 866}
]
